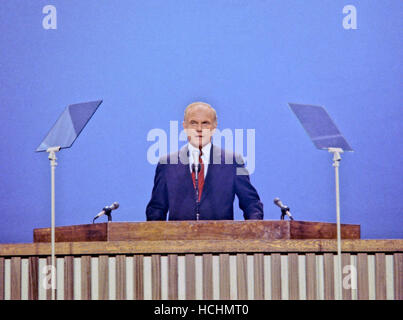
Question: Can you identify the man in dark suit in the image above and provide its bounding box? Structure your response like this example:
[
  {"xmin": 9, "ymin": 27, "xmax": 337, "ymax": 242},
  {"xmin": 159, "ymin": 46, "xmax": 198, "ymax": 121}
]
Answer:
[{"xmin": 146, "ymin": 102, "xmax": 263, "ymax": 220}]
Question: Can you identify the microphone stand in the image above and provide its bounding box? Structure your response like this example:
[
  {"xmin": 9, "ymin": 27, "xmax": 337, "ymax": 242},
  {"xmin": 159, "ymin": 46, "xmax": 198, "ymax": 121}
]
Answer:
[{"xmin": 193, "ymin": 164, "xmax": 200, "ymax": 221}]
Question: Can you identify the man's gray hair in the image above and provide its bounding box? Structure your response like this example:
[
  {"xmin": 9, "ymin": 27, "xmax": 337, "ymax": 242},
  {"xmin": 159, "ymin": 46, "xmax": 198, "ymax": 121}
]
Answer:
[{"xmin": 184, "ymin": 101, "xmax": 218, "ymax": 124}]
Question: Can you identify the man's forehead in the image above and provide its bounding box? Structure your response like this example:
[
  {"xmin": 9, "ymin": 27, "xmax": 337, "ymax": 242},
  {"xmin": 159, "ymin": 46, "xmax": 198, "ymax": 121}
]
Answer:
[{"xmin": 186, "ymin": 105, "xmax": 214, "ymax": 118}]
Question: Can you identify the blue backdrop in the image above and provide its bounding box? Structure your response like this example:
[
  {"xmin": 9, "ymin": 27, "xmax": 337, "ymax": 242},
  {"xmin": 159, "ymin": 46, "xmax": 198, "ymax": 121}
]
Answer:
[{"xmin": 1, "ymin": 1, "xmax": 402, "ymax": 243}]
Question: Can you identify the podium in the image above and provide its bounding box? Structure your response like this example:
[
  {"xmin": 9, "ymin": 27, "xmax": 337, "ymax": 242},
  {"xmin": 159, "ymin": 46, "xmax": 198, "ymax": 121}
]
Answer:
[
  {"xmin": 33, "ymin": 220, "xmax": 360, "ymax": 242},
  {"xmin": 0, "ymin": 220, "xmax": 402, "ymax": 300}
]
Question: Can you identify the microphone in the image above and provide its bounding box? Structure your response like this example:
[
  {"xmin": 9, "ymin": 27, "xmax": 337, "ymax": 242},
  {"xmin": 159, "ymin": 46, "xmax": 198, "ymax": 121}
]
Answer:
[
  {"xmin": 273, "ymin": 197, "xmax": 294, "ymax": 220},
  {"xmin": 93, "ymin": 202, "xmax": 119, "ymax": 223},
  {"xmin": 191, "ymin": 149, "xmax": 201, "ymax": 221},
  {"xmin": 192, "ymin": 150, "xmax": 200, "ymax": 176}
]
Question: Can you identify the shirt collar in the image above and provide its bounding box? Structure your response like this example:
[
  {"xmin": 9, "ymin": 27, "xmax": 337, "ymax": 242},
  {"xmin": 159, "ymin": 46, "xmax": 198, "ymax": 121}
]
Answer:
[{"xmin": 188, "ymin": 142, "xmax": 211, "ymax": 161}]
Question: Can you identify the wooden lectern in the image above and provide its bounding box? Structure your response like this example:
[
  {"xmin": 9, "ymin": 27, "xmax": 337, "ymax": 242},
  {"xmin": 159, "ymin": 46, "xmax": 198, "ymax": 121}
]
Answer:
[
  {"xmin": 1, "ymin": 220, "xmax": 402, "ymax": 300},
  {"xmin": 33, "ymin": 220, "xmax": 361, "ymax": 242}
]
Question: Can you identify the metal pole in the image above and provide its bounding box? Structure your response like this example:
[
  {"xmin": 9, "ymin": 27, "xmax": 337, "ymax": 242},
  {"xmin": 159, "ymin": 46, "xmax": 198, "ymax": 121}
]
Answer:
[
  {"xmin": 47, "ymin": 146, "xmax": 60, "ymax": 300},
  {"xmin": 329, "ymin": 148, "xmax": 343, "ymax": 300}
]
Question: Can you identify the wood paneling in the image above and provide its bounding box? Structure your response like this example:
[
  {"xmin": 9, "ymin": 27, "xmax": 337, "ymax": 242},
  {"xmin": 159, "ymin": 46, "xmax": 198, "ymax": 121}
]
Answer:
[
  {"xmin": 236, "ymin": 254, "xmax": 248, "ymax": 299},
  {"xmin": 394, "ymin": 253, "xmax": 402, "ymax": 300},
  {"xmin": 168, "ymin": 254, "xmax": 178, "ymax": 300},
  {"xmin": 375, "ymin": 253, "xmax": 386, "ymax": 300},
  {"xmin": 64, "ymin": 256, "xmax": 74, "ymax": 300},
  {"xmin": 254, "ymin": 253, "xmax": 264, "ymax": 300},
  {"xmin": 305, "ymin": 253, "xmax": 316, "ymax": 300},
  {"xmin": 288, "ymin": 253, "xmax": 299, "ymax": 300},
  {"xmin": 28, "ymin": 257, "xmax": 38, "ymax": 300},
  {"xmin": 323, "ymin": 253, "xmax": 335, "ymax": 300},
  {"xmin": 219, "ymin": 254, "xmax": 230, "ymax": 300},
  {"xmin": 98, "ymin": 255, "xmax": 109, "ymax": 300},
  {"xmin": 11, "ymin": 257, "xmax": 21, "ymax": 300},
  {"xmin": 203, "ymin": 254, "xmax": 213, "ymax": 300},
  {"xmin": 33, "ymin": 221, "xmax": 360, "ymax": 243},
  {"xmin": 151, "ymin": 255, "xmax": 160, "ymax": 300},
  {"xmin": 0, "ymin": 257, "xmax": 4, "ymax": 300},
  {"xmin": 357, "ymin": 253, "xmax": 369, "ymax": 300},
  {"xmin": 80, "ymin": 256, "xmax": 91, "ymax": 300},
  {"xmin": 271, "ymin": 253, "xmax": 282, "ymax": 300},
  {"xmin": 116, "ymin": 255, "xmax": 126, "ymax": 300},
  {"xmin": 3, "ymin": 239, "xmax": 401, "ymax": 257},
  {"xmin": 134, "ymin": 255, "xmax": 143, "ymax": 300},
  {"xmin": 185, "ymin": 254, "xmax": 195, "ymax": 300}
]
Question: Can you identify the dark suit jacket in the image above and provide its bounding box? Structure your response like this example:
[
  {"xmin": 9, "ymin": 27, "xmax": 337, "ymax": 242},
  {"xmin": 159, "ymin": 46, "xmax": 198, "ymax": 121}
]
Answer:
[{"xmin": 146, "ymin": 144, "xmax": 263, "ymax": 220}]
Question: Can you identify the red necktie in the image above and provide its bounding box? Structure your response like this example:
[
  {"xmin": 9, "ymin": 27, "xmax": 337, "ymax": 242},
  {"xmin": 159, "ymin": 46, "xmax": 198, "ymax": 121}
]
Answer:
[{"xmin": 191, "ymin": 149, "xmax": 205, "ymax": 201}]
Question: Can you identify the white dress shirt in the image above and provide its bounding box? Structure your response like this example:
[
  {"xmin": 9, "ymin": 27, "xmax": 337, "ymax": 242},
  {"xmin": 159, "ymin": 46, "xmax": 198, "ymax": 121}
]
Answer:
[{"xmin": 187, "ymin": 142, "xmax": 211, "ymax": 179}]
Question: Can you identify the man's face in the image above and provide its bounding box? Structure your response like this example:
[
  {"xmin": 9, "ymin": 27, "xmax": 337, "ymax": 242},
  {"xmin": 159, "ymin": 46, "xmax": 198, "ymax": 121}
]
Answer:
[{"xmin": 183, "ymin": 105, "xmax": 216, "ymax": 148}]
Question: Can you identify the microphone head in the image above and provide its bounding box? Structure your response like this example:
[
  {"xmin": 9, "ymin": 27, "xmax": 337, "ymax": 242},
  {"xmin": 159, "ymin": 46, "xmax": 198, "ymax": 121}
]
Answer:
[{"xmin": 273, "ymin": 198, "xmax": 284, "ymax": 208}]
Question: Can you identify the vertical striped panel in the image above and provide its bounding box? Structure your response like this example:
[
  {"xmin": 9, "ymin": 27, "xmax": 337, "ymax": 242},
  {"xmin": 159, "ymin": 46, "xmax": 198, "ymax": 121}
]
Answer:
[
  {"xmin": 298, "ymin": 255, "xmax": 306, "ymax": 300},
  {"xmin": 21, "ymin": 259, "xmax": 28, "ymax": 300},
  {"xmin": 10, "ymin": 257, "xmax": 21, "ymax": 300},
  {"xmin": 203, "ymin": 254, "xmax": 213, "ymax": 299},
  {"xmin": 134, "ymin": 255, "xmax": 144, "ymax": 300},
  {"xmin": 219, "ymin": 254, "xmax": 230, "ymax": 299},
  {"xmin": 98, "ymin": 255, "xmax": 109, "ymax": 300},
  {"xmin": 305, "ymin": 253, "xmax": 316, "ymax": 300},
  {"xmin": 81, "ymin": 256, "xmax": 91, "ymax": 300},
  {"xmin": 56, "ymin": 258, "xmax": 64, "ymax": 300},
  {"xmin": 323, "ymin": 253, "xmax": 334, "ymax": 300},
  {"xmin": 143, "ymin": 256, "xmax": 152, "ymax": 300},
  {"xmin": 0, "ymin": 257, "xmax": 4, "ymax": 300},
  {"xmin": 280, "ymin": 255, "xmax": 288, "ymax": 300},
  {"xmin": 116, "ymin": 255, "xmax": 126, "ymax": 300},
  {"xmin": 178, "ymin": 255, "xmax": 186, "ymax": 300},
  {"xmin": 253, "ymin": 254, "xmax": 264, "ymax": 300},
  {"xmin": 357, "ymin": 253, "xmax": 369, "ymax": 300},
  {"xmin": 212, "ymin": 255, "xmax": 219, "ymax": 300},
  {"xmin": 263, "ymin": 255, "xmax": 271, "ymax": 300},
  {"xmin": 316, "ymin": 254, "xmax": 324, "ymax": 300},
  {"xmin": 288, "ymin": 253, "xmax": 299, "ymax": 300},
  {"xmin": 229, "ymin": 255, "xmax": 237, "ymax": 300},
  {"xmin": 185, "ymin": 254, "xmax": 195, "ymax": 300},
  {"xmin": 247, "ymin": 255, "xmax": 254, "ymax": 300},
  {"xmin": 168, "ymin": 254, "xmax": 178, "ymax": 300},
  {"xmin": 64, "ymin": 256, "xmax": 73, "ymax": 300},
  {"xmin": 341, "ymin": 253, "xmax": 352, "ymax": 300},
  {"xmin": 151, "ymin": 255, "xmax": 161, "ymax": 300},
  {"xmin": 160, "ymin": 256, "xmax": 168, "ymax": 300},
  {"xmin": 385, "ymin": 254, "xmax": 394, "ymax": 300},
  {"xmin": 125, "ymin": 256, "xmax": 134, "ymax": 300},
  {"xmin": 195, "ymin": 255, "xmax": 203, "ymax": 300},
  {"xmin": 271, "ymin": 253, "xmax": 281, "ymax": 300},
  {"xmin": 236, "ymin": 254, "xmax": 248, "ymax": 299},
  {"xmin": 73, "ymin": 257, "xmax": 81, "ymax": 300},
  {"xmin": 394, "ymin": 253, "xmax": 402, "ymax": 300},
  {"xmin": 375, "ymin": 253, "xmax": 386, "ymax": 300}
]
